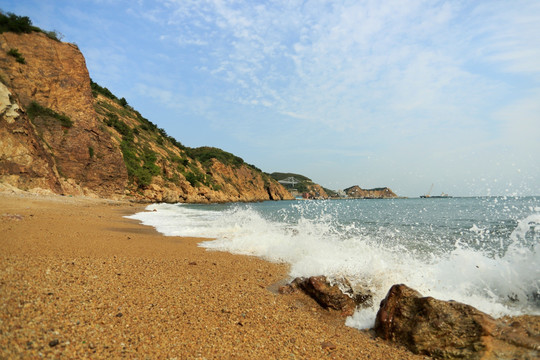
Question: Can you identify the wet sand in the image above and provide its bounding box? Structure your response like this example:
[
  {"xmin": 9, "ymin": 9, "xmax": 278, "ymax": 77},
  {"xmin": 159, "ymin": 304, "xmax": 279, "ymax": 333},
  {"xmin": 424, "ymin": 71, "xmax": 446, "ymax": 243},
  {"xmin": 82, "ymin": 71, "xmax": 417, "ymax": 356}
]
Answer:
[{"xmin": 0, "ymin": 192, "xmax": 427, "ymax": 359}]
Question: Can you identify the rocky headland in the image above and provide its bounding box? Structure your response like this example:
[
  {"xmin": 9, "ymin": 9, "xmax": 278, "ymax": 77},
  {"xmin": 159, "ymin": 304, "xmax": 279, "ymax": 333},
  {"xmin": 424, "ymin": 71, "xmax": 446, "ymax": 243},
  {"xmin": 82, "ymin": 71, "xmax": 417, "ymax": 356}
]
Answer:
[{"xmin": 0, "ymin": 27, "xmax": 292, "ymax": 203}]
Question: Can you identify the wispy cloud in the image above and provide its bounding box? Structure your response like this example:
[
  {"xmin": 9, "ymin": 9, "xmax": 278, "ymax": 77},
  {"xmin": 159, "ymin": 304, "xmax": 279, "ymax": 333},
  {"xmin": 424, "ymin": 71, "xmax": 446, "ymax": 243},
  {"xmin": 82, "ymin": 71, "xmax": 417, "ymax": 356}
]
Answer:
[
  {"xmin": 5, "ymin": 0, "xmax": 538, "ymax": 195},
  {"xmin": 151, "ymin": 1, "xmax": 539, "ymax": 133}
]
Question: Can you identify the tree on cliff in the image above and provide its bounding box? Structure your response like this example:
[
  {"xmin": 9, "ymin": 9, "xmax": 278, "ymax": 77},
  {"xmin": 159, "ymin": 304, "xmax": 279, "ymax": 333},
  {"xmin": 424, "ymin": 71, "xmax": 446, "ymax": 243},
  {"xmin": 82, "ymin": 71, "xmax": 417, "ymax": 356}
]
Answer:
[{"xmin": 0, "ymin": 11, "xmax": 34, "ymax": 34}]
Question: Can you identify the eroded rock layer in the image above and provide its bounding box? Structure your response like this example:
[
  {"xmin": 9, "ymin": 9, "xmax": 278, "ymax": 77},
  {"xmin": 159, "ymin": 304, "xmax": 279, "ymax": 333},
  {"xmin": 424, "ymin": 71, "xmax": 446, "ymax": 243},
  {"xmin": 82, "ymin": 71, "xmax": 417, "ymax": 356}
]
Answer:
[{"xmin": 0, "ymin": 31, "xmax": 293, "ymax": 202}]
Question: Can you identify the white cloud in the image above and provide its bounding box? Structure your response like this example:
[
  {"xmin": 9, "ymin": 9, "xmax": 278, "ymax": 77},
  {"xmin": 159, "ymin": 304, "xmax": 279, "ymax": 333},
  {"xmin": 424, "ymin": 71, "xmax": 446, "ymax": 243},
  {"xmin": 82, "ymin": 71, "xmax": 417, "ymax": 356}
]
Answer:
[
  {"xmin": 47, "ymin": 0, "xmax": 539, "ymax": 194},
  {"xmin": 469, "ymin": 1, "xmax": 540, "ymax": 75}
]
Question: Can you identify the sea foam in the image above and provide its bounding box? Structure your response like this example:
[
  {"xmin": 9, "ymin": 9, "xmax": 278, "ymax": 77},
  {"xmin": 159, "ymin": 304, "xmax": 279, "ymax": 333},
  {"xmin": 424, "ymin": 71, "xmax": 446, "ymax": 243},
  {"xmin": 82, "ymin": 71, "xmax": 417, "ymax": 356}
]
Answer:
[{"xmin": 127, "ymin": 198, "xmax": 540, "ymax": 330}]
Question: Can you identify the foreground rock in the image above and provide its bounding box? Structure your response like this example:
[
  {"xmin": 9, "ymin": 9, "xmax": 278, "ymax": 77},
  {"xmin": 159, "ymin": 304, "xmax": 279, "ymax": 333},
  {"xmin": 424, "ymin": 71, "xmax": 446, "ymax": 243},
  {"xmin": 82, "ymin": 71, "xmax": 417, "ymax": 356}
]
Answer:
[
  {"xmin": 279, "ymin": 276, "xmax": 372, "ymax": 316},
  {"xmin": 374, "ymin": 284, "xmax": 540, "ymax": 359}
]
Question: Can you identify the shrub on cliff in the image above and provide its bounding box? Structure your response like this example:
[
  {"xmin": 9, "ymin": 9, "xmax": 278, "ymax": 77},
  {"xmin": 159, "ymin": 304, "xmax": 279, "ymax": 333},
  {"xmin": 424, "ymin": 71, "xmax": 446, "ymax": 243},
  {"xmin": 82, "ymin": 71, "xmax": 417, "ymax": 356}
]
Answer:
[
  {"xmin": 27, "ymin": 101, "xmax": 73, "ymax": 128},
  {"xmin": 90, "ymin": 79, "xmax": 118, "ymax": 101},
  {"xmin": 120, "ymin": 141, "xmax": 161, "ymax": 188},
  {"xmin": 104, "ymin": 112, "xmax": 132, "ymax": 140},
  {"xmin": 7, "ymin": 48, "xmax": 25, "ymax": 64},
  {"xmin": 186, "ymin": 147, "xmax": 244, "ymax": 168},
  {"xmin": 43, "ymin": 30, "xmax": 63, "ymax": 41},
  {"xmin": 0, "ymin": 11, "xmax": 62, "ymax": 41},
  {"xmin": 0, "ymin": 11, "xmax": 36, "ymax": 33}
]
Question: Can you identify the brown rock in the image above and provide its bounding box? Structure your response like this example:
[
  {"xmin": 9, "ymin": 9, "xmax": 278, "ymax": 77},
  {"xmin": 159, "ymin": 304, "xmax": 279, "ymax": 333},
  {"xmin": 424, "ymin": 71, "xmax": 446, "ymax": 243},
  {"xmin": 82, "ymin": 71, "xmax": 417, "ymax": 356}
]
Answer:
[
  {"xmin": 278, "ymin": 284, "xmax": 297, "ymax": 294},
  {"xmin": 284, "ymin": 276, "xmax": 371, "ymax": 316},
  {"xmin": 344, "ymin": 185, "xmax": 397, "ymax": 199},
  {"xmin": 374, "ymin": 284, "xmax": 540, "ymax": 359},
  {"xmin": 321, "ymin": 340, "xmax": 337, "ymax": 350}
]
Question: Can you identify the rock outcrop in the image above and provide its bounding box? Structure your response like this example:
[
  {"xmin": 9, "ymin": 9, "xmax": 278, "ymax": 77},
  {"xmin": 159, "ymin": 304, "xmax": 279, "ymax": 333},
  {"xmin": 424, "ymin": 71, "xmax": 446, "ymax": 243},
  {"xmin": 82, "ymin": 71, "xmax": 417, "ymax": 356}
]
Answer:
[
  {"xmin": 344, "ymin": 186, "xmax": 397, "ymax": 199},
  {"xmin": 374, "ymin": 284, "xmax": 540, "ymax": 359},
  {"xmin": 0, "ymin": 31, "xmax": 293, "ymax": 202},
  {"xmin": 0, "ymin": 31, "xmax": 130, "ymax": 197},
  {"xmin": 305, "ymin": 183, "xmax": 329, "ymax": 199},
  {"xmin": 279, "ymin": 276, "xmax": 372, "ymax": 316}
]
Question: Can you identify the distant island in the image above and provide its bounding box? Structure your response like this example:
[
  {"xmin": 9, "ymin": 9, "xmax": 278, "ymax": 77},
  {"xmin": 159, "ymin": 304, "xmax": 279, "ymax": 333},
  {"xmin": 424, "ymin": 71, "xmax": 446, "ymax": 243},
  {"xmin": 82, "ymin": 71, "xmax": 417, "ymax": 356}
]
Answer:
[{"xmin": 271, "ymin": 173, "xmax": 398, "ymax": 200}]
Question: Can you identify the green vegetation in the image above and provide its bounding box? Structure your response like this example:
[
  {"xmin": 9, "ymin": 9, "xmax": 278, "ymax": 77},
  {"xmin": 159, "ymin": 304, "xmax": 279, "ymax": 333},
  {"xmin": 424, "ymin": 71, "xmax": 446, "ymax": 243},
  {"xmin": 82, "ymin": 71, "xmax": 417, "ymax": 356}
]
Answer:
[
  {"xmin": 323, "ymin": 187, "xmax": 338, "ymax": 197},
  {"xmin": 270, "ymin": 172, "xmax": 315, "ymax": 193},
  {"xmin": 136, "ymin": 112, "xmax": 158, "ymax": 133},
  {"xmin": 27, "ymin": 101, "xmax": 73, "ymax": 128},
  {"xmin": 92, "ymin": 79, "xmax": 186, "ymax": 153},
  {"xmin": 184, "ymin": 168, "xmax": 206, "ymax": 187},
  {"xmin": 270, "ymin": 172, "xmax": 312, "ymax": 182},
  {"xmin": 0, "ymin": 11, "xmax": 62, "ymax": 41},
  {"xmin": 91, "ymin": 79, "xmax": 261, "ymax": 191},
  {"xmin": 88, "ymin": 146, "xmax": 94, "ymax": 159},
  {"xmin": 90, "ymin": 79, "xmax": 118, "ymax": 101},
  {"xmin": 121, "ymin": 141, "xmax": 161, "ymax": 187},
  {"xmin": 101, "ymin": 101, "xmax": 161, "ymax": 188},
  {"xmin": 104, "ymin": 112, "xmax": 132, "ymax": 140},
  {"xmin": 0, "ymin": 11, "xmax": 35, "ymax": 33},
  {"xmin": 43, "ymin": 30, "xmax": 62, "ymax": 41},
  {"xmin": 7, "ymin": 48, "xmax": 25, "ymax": 64},
  {"xmin": 93, "ymin": 88, "xmax": 163, "ymax": 188},
  {"xmin": 186, "ymin": 147, "xmax": 244, "ymax": 169}
]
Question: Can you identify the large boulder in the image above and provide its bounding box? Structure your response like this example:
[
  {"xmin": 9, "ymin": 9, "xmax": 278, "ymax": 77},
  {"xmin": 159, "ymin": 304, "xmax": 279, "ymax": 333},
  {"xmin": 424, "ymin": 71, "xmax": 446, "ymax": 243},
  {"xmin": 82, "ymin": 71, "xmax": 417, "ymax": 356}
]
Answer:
[
  {"xmin": 374, "ymin": 284, "xmax": 540, "ymax": 359},
  {"xmin": 279, "ymin": 276, "xmax": 372, "ymax": 316}
]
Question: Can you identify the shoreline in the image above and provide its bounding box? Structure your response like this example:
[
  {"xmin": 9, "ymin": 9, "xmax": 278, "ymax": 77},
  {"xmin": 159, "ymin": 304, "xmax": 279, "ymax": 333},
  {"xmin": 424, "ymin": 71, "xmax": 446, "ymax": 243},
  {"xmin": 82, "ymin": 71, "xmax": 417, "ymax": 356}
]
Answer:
[{"xmin": 0, "ymin": 191, "xmax": 426, "ymax": 359}]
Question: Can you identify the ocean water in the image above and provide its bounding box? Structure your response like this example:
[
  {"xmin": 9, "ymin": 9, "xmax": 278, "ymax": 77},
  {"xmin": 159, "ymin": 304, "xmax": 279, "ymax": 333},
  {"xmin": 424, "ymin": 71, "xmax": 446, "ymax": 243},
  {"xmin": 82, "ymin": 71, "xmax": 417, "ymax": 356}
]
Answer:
[{"xmin": 126, "ymin": 197, "xmax": 540, "ymax": 329}]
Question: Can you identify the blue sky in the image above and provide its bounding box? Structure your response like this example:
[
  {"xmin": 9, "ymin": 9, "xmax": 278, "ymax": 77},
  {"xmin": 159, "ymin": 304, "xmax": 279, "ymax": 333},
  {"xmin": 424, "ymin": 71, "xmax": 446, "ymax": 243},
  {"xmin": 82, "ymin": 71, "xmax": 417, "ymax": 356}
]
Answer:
[{"xmin": 2, "ymin": 0, "xmax": 539, "ymax": 196}]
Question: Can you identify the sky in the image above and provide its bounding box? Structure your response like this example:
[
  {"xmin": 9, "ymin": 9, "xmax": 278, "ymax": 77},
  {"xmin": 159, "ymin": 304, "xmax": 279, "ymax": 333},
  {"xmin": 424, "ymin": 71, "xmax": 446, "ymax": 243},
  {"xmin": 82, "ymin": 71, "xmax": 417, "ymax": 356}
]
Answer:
[{"xmin": 2, "ymin": 0, "xmax": 539, "ymax": 197}]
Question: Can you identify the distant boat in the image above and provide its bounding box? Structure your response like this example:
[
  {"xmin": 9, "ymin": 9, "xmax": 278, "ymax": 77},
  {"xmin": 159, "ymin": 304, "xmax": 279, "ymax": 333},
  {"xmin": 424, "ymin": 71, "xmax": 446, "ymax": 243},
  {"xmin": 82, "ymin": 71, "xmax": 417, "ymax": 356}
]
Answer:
[
  {"xmin": 429, "ymin": 193, "xmax": 453, "ymax": 198},
  {"xmin": 420, "ymin": 184, "xmax": 452, "ymax": 198}
]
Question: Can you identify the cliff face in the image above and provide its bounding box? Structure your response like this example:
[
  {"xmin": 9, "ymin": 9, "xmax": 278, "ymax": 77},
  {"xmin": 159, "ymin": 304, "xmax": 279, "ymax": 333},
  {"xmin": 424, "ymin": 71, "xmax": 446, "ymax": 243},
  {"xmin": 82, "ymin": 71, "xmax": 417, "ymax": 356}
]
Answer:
[
  {"xmin": 305, "ymin": 183, "xmax": 329, "ymax": 199},
  {"xmin": 344, "ymin": 186, "xmax": 397, "ymax": 199},
  {"xmin": 0, "ymin": 31, "xmax": 292, "ymax": 202},
  {"xmin": 0, "ymin": 32, "xmax": 127, "ymax": 196}
]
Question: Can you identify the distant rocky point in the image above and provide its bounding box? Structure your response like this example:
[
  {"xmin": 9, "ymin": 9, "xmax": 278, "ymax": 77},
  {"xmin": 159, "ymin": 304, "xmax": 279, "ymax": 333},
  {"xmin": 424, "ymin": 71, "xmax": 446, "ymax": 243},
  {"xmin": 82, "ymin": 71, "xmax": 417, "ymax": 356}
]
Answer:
[
  {"xmin": 271, "ymin": 173, "xmax": 399, "ymax": 200},
  {"xmin": 343, "ymin": 185, "xmax": 398, "ymax": 199},
  {"xmin": 270, "ymin": 172, "xmax": 331, "ymax": 199}
]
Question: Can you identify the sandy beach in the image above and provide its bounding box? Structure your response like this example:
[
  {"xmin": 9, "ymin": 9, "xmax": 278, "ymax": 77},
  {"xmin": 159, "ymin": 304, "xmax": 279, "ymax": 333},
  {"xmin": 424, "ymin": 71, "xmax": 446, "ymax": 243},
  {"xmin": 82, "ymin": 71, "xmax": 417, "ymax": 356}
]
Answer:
[{"xmin": 0, "ymin": 192, "xmax": 427, "ymax": 359}]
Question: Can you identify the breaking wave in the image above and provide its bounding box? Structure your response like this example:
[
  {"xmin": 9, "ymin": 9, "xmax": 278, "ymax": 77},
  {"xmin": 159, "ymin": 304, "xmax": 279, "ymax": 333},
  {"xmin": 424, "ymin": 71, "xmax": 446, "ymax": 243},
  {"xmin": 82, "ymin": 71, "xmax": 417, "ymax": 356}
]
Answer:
[{"xmin": 127, "ymin": 197, "xmax": 540, "ymax": 329}]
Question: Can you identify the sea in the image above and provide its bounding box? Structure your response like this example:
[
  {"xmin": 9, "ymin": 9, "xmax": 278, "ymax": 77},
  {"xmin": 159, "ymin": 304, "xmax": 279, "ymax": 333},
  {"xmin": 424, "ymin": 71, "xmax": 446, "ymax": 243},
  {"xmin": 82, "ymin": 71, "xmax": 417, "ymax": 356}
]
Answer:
[{"xmin": 126, "ymin": 196, "xmax": 540, "ymax": 329}]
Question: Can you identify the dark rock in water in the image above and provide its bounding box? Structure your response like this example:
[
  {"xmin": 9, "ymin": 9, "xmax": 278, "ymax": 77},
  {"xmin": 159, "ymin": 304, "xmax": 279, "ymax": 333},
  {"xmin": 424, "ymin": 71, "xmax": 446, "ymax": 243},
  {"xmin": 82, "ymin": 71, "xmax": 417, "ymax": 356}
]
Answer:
[
  {"xmin": 280, "ymin": 276, "xmax": 372, "ymax": 316},
  {"xmin": 374, "ymin": 284, "xmax": 540, "ymax": 359}
]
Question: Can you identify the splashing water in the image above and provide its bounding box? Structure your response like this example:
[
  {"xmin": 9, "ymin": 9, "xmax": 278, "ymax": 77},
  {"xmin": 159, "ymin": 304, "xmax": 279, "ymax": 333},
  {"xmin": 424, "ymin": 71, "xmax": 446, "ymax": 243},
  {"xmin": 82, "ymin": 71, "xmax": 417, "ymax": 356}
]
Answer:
[{"xmin": 127, "ymin": 197, "xmax": 540, "ymax": 329}]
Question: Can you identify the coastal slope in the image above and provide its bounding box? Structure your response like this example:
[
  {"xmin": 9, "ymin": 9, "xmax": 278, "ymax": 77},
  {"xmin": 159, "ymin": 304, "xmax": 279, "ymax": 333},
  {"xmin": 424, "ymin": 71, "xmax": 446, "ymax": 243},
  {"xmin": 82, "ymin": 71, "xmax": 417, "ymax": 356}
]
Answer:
[{"xmin": 0, "ymin": 29, "xmax": 292, "ymax": 202}]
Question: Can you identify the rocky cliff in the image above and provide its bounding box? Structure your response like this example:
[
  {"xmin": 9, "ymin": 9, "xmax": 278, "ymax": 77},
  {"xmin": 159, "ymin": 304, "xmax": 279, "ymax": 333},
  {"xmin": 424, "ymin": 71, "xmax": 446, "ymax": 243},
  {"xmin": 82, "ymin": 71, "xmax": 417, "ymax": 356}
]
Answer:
[
  {"xmin": 344, "ymin": 185, "xmax": 397, "ymax": 199},
  {"xmin": 0, "ymin": 30, "xmax": 292, "ymax": 203},
  {"xmin": 270, "ymin": 172, "xmax": 330, "ymax": 199}
]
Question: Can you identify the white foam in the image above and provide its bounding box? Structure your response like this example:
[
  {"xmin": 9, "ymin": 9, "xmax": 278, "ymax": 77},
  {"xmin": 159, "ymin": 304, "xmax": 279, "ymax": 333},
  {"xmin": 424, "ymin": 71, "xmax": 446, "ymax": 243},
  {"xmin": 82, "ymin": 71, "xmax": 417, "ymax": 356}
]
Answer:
[{"xmin": 127, "ymin": 201, "xmax": 540, "ymax": 329}]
